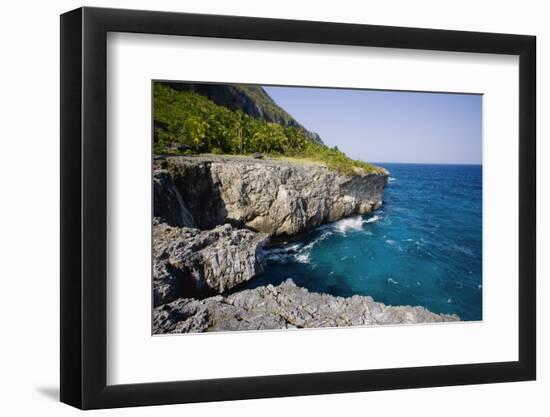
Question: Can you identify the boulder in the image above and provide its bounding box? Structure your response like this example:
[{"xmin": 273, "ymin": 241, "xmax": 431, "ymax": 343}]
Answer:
[{"xmin": 153, "ymin": 221, "xmax": 268, "ymax": 306}]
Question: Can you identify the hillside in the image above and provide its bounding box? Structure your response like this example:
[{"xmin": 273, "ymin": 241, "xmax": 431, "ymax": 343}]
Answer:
[
  {"xmin": 153, "ymin": 82, "xmax": 383, "ymax": 175},
  {"xmin": 165, "ymin": 82, "xmax": 323, "ymax": 145}
]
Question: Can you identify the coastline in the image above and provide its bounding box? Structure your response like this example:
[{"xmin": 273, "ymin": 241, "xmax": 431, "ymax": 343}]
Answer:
[
  {"xmin": 154, "ymin": 279, "xmax": 459, "ymax": 334},
  {"xmin": 152, "ymin": 154, "xmax": 462, "ymax": 334}
]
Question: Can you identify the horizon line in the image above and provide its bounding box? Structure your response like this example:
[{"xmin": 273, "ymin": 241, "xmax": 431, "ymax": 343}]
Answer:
[{"xmin": 372, "ymin": 161, "xmax": 482, "ymax": 166}]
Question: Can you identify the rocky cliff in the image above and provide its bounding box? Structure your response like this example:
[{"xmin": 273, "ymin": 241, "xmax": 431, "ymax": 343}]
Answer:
[
  {"xmin": 154, "ymin": 155, "xmax": 388, "ymax": 237},
  {"xmin": 151, "ymin": 155, "xmax": 461, "ymax": 332},
  {"xmin": 153, "ymin": 220, "xmax": 268, "ymax": 306},
  {"xmin": 153, "ymin": 279, "xmax": 459, "ymax": 333}
]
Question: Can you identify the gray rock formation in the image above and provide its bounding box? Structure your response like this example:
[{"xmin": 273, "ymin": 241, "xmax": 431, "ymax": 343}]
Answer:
[
  {"xmin": 155, "ymin": 155, "xmax": 388, "ymax": 236},
  {"xmin": 153, "ymin": 221, "xmax": 268, "ymax": 306},
  {"xmin": 153, "ymin": 169, "xmax": 196, "ymax": 227},
  {"xmin": 151, "ymin": 155, "xmax": 457, "ymax": 331},
  {"xmin": 153, "ymin": 279, "xmax": 460, "ymax": 333}
]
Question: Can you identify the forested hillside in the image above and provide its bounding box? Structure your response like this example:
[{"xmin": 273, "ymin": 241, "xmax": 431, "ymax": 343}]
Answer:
[
  {"xmin": 153, "ymin": 82, "xmax": 381, "ymax": 175},
  {"xmin": 164, "ymin": 82, "xmax": 324, "ymax": 144}
]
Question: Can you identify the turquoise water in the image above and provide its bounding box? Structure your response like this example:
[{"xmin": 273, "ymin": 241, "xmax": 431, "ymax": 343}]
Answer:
[{"xmin": 245, "ymin": 163, "xmax": 483, "ymax": 321}]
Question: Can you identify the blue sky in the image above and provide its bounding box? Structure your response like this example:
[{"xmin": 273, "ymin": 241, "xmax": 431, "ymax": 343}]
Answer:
[{"xmin": 264, "ymin": 86, "xmax": 482, "ymax": 164}]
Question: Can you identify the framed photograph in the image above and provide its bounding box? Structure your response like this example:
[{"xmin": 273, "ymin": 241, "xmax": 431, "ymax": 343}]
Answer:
[{"xmin": 60, "ymin": 6, "xmax": 536, "ymax": 409}]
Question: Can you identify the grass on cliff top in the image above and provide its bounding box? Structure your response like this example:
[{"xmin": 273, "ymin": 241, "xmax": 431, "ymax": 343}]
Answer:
[
  {"xmin": 153, "ymin": 83, "xmax": 384, "ymax": 176},
  {"xmin": 272, "ymin": 152, "xmax": 383, "ymax": 176}
]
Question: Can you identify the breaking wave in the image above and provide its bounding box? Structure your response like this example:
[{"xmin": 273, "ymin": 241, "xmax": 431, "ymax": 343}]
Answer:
[
  {"xmin": 265, "ymin": 229, "xmax": 333, "ymax": 264},
  {"xmin": 333, "ymin": 214, "xmax": 380, "ymax": 234},
  {"xmin": 334, "ymin": 216, "xmax": 365, "ymax": 233},
  {"xmin": 265, "ymin": 213, "xmax": 380, "ymax": 264}
]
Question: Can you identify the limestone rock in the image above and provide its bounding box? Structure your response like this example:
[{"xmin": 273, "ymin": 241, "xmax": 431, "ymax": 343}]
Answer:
[
  {"xmin": 153, "ymin": 279, "xmax": 460, "ymax": 334},
  {"xmin": 153, "ymin": 169, "xmax": 196, "ymax": 227},
  {"xmin": 155, "ymin": 155, "xmax": 388, "ymax": 236},
  {"xmin": 153, "ymin": 221, "xmax": 268, "ymax": 306}
]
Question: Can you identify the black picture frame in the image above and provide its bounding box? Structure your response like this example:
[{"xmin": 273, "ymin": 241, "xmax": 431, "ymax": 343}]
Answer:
[{"xmin": 60, "ymin": 6, "xmax": 536, "ymax": 410}]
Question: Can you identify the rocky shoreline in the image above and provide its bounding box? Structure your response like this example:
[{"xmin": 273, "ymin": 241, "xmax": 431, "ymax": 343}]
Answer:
[
  {"xmin": 154, "ymin": 279, "xmax": 459, "ymax": 334},
  {"xmin": 153, "ymin": 155, "xmax": 460, "ymax": 333}
]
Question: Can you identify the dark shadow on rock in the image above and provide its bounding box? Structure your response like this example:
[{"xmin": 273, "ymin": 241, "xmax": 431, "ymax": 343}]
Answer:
[{"xmin": 168, "ymin": 159, "xmax": 229, "ymax": 228}]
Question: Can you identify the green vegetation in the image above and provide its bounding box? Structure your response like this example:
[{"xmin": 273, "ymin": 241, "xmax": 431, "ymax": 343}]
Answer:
[{"xmin": 153, "ymin": 83, "xmax": 382, "ymax": 175}]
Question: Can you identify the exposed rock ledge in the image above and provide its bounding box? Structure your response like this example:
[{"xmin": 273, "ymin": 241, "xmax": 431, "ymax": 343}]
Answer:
[
  {"xmin": 153, "ymin": 279, "xmax": 460, "ymax": 333},
  {"xmin": 154, "ymin": 155, "xmax": 388, "ymax": 237},
  {"xmin": 153, "ymin": 221, "xmax": 268, "ymax": 306}
]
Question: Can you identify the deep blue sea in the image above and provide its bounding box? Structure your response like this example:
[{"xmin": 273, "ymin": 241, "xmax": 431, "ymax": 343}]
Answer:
[{"xmin": 245, "ymin": 163, "xmax": 483, "ymax": 321}]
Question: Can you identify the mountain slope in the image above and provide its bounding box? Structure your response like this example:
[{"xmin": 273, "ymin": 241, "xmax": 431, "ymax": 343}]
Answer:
[{"xmin": 165, "ymin": 82, "xmax": 324, "ymax": 145}]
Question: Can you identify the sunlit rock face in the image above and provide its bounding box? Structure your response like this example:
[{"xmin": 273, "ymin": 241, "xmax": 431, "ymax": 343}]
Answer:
[
  {"xmin": 153, "ymin": 279, "xmax": 460, "ymax": 334},
  {"xmin": 154, "ymin": 155, "xmax": 388, "ymax": 237}
]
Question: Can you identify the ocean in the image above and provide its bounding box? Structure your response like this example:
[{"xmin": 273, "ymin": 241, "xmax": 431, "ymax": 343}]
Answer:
[{"xmin": 244, "ymin": 163, "xmax": 483, "ymax": 321}]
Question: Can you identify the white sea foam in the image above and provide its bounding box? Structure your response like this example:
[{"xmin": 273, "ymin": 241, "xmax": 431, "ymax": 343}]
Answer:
[
  {"xmin": 265, "ymin": 242, "xmax": 303, "ymax": 263},
  {"xmin": 388, "ymin": 176, "xmax": 396, "ymax": 183},
  {"xmin": 334, "ymin": 216, "xmax": 366, "ymax": 233},
  {"xmin": 295, "ymin": 252, "xmax": 311, "ymax": 264},
  {"xmin": 266, "ymin": 212, "xmax": 378, "ymax": 265},
  {"xmin": 333, "ymin": 214, "xmax": 380, "ymax": 234},
  {"xmin": 301, "ymin": 230, "xmax": 332, "ymax": 251},
  {"xmin": 387, "ymin": 278, "xmax": 398, "ymax": 285},
  {"xmin": 265, "ymin": 229, "xmax": 333, "ymax": 265}
]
